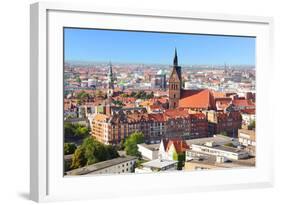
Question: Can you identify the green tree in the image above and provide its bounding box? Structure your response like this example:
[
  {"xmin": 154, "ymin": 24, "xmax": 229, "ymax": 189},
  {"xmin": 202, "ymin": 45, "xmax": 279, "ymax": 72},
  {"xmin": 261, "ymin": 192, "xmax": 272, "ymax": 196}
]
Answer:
[
  {"xmin": 130, "ymin": 91, "xmax": 136, "ymax": 97},
  {"xmin": 173, "ymin": 152, "xmax": 186, "ymax": 170},
  {"xmin": 64, "ymin": 122, "xmax": 75, "ymax": 137},
  {"xmin": 70, "ymin": 137, "xmax": 119, "ymax": 169},
  {"xmin": 76, "ymin": 76, "xmax": 81, "ymax": 83},
  {"xmin": 76, "ymin": 91, "xmax": 90, "ymax": 105},
  {"xmin": 64, "ymin": 123, "xmax": 90, "ymax": 138},
  {"xmin": 71, "ymin": 147, "xmax": 87, "ymax": 169},
  {"xmin": 113, "ymin": 100, "xmax": 124, "ymax": 107},
  {"xmin": 120, "ymin": 93, "xmax": 129, "ymax": 98},
  {"xmin": 64, "ymin": 159, "xmax": 72, "ymax": 172},
  {"xmin": 124, "ymin": 132, "xmax": 144, "ymax": 158},
  {"xmin": 248, "ymin": 120, "xmax": 255, "ymax": 130},
  {"xmin": 147, "ymin": 91, "xmax": 154, "ymax": 99},
  {"xmin": 177, "ymin": 153, "xmax": 186, "ymax": 170},
  {"xmin": 73, "ymin": 125, "xmax": 90, "ymax": 138},
  {"xmin": 64, "ymin": 143, "xmax": 77, "ymax": 155}
]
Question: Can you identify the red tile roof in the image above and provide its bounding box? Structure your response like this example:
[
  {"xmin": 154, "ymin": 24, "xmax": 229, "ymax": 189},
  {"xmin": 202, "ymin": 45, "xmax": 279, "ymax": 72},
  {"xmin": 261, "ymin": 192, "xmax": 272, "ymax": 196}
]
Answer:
[
  {"xmin": 149, "ymin": 105, "xmax": 161, "ymax": 109},
  {"xmin": 166, "ymin": 139, "xmax": 189, "ymax": 153},
  {"xmin": 232, "ymin": 99, "xmax": 255, "ymax": 107},
  {"xmin": 241, "ymin": 109, "xmax": 255, "ymax": 115},
  {"xmin": 148, "ymin": 113, "xmax": 165, "ymax": 122},
  {"xmin": 179, "ymin": 89, "xmax": 216, "ymax": 109},
  {"xmin": 189, "ymin": 112, "xmax": 206, "ymax": 120},
  {"xmin": 164, "ymin": 109, "xmax": 189, "ymax": 119}
]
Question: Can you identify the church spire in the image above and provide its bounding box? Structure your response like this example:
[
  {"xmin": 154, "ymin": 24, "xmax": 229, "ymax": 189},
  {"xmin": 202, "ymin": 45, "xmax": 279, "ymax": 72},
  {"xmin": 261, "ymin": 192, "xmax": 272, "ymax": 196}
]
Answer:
[
  {"xmin": 107, "ymin": 62, "xmax": 114, "ymax": 98},
  {"xmin": 173, "ymin": 48, "xmax": 178, "ymax": 66}
]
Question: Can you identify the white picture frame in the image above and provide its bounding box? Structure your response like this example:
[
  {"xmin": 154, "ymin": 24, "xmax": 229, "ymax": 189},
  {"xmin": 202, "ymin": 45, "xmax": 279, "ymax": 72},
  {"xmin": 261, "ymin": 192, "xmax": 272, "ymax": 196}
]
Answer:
[{"xmin": 30, "ymin": 2, "xmax": 274, "ymax": 202}]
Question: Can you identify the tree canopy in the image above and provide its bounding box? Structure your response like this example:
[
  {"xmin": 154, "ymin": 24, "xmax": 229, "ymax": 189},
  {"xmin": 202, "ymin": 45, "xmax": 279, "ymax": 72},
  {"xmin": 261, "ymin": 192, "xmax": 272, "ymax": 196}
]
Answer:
[
  {"xmin": 64, "ymin": 122, "xmax": 90, "ymax": 138},
  {"xmin": 124, "ymin": 132, "xmax": 144, "ymax": 158},
  {"xmin": 129, "ymin": 91, "xmax": 154, "ymax": 99},
  {"xmin": 173, "ymin": 152, "xmax": 186, "ymax": 170},
  {"xmin": 76, "ymin": 91, "xmax": 91, "ymax": 105},
  {"xmin": 248, "ymin": 120, "xmax": 255, "ymax": 130},
  {"xmin": 64, "ymin": 143, "xmax": 77, "ymax": 155},
  {"xmin": 71, "ymin": 137, "xmax": 119, "ymax": 169}
]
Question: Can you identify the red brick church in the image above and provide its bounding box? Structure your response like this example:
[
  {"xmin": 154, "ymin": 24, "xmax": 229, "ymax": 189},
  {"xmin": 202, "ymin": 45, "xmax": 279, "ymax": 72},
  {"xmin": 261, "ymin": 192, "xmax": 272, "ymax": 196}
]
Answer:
[
  {"xmin": 168, "ymin": 49, "xmax": 242, "ymax": 137},
  {"xmin": 169, "ymin": 48, "xmax": 216, "ymax": 111}
]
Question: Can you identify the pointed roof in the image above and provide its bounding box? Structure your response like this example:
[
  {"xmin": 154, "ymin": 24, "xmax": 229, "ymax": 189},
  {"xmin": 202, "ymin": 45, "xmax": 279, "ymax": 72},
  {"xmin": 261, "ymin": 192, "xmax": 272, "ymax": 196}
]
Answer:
[
  {"xmin": 169, "ymin": 66, "xmax": 180, "ymax": 82},
  {"xmin": 166, "ymin": 139, "xmax": 189, "ymax": 153},
  {"xmin": 173, "ymin": 48, "xmax": 178, "ymax": 66},
  {"xmin": 108, "ymin": 62, "xmax": 113, "ymax": 77}
]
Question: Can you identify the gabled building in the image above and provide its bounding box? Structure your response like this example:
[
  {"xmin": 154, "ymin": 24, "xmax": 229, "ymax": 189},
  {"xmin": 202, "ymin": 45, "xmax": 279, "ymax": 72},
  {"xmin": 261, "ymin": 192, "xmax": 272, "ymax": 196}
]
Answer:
[{"xmin": 158, "ymin": 139, "xmax": 189, "ymax": 161}]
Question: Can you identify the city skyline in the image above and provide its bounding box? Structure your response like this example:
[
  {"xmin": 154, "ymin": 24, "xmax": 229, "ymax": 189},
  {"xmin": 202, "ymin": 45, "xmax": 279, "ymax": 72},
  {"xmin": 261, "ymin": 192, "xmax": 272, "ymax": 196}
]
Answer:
[{"xmin": 64, "ymin": 28, "xmax": 256, "ymax": 66}]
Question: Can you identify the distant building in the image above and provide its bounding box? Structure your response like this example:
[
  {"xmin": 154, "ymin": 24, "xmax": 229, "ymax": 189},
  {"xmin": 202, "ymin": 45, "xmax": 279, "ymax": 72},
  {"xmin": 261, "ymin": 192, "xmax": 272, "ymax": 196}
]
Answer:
[
  {"xmin": 204, "ymin": 110, "xmax": 242, "ymax": 137},
  {"xmin": 65, "ymin": 156, "xmax": 137, "ymax": 175},
  {"xmin": 151, "ymin": 69, "xmax": 167, "ymax": 90},
  {"xmin": 238, "ymin": 129, "xmax": 256, "ymax": 147},
  {"xmin": 91, "ymin": 107, "xmax": 209, "ymax": 144},
  {"xmin": 232, "ymin": 99, "xmax": 255, "ymax": 111},
  {"xmin": 64, "ymin": 118, "xmax": 89, "ymax": 127},
  {"xmin": 164, "ymin": 109, "xmax": 209, "ymax": 139},
  {"xmin": 240, "ymin": 109, "xmax": 255, "ymax": 126}
]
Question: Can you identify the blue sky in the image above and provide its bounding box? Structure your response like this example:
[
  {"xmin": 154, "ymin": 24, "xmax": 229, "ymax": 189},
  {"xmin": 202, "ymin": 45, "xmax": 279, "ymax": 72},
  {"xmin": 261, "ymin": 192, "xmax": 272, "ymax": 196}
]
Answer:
[{"xmin": 64, "ymin": 28, "xmax": 255, "ymax": 65}]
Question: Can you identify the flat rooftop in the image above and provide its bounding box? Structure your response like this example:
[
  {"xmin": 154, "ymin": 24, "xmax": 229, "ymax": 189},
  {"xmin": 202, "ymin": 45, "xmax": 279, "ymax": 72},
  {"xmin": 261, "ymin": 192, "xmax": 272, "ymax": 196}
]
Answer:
[
  {"xmin": 66, "ymin": 155, "xmax": 137, "ymax": 175},
  {"xmin": 186, "ymin": 151, "xmax": 255, "ymax": 168},
  {"xmin": 138, "ymin": 143, "xmax": 159, "ymax": 151},
  {"xmin": 142, "ymin": 159, "xmax": 177, "ymax": 169},
  {"xmin": 185, "ymin": 135, "xmax": 235, "ymax": 146},
  {"xmin": 192, "ymin": 143, "xmax": 246, "ymax": 154}
]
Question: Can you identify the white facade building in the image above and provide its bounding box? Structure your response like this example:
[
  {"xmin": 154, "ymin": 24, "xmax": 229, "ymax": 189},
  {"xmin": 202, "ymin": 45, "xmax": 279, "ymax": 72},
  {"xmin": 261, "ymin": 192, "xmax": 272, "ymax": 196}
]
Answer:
[
  {"xmin": 190, "ymin": 143, "xmax": 249, "ymax": 160},
  {"xmin": 137, "ymin": 144, "xmax": 159, "ymax": 160}
]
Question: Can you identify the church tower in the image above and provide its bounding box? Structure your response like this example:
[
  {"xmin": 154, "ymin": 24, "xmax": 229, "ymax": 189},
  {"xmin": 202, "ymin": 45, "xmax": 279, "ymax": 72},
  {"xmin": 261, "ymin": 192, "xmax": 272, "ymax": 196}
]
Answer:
[
  {"xmin": 169, "ymin": 48, "xmax": 182, "ymax": 109},
  {"xmin": 107, "ymin": 62, "xmax": 114, "ymax": 98}
]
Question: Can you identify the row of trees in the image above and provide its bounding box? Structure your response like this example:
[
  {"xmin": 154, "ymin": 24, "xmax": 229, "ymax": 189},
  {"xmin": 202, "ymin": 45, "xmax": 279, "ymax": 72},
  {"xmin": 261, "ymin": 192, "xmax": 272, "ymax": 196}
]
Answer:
[
  {"xmin": 120, "ymin": 91, "xmax": 154, "ymax": 100},
  {"xmin": 75, "ymin": 90, "xmax": 105, "ymax": 105}
]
